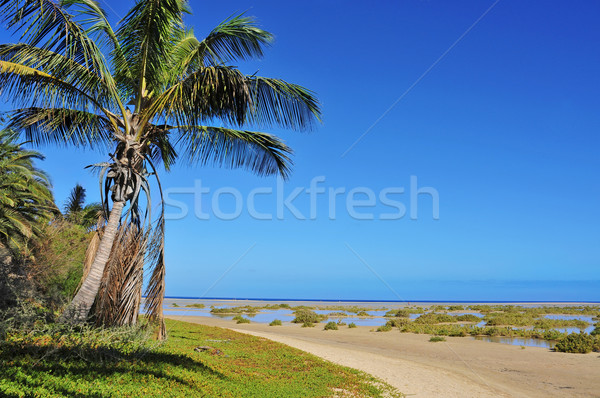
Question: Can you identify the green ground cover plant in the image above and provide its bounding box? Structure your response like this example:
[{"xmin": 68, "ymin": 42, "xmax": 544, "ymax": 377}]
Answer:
[{"xmin": 0, "ymin": 319, "xmax": 401, "ymax": 397}]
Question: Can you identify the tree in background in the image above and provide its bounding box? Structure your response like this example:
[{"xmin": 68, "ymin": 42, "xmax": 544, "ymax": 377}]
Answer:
[
  {"xmin": 63, "ymin": 184, "xmax": 102, "ymax": 231},
  {"xmin": 0, "ymin": 129, "xmax": 54, "ymax": 259},
  {"xmin": 0, "ymin": 0, "xmax": 321, "ymax": 337}
]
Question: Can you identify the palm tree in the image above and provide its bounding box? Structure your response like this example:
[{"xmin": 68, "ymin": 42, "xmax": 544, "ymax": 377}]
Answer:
[
  {"xmin": 0, "ymin": 129, "xmax": 54, "ymax": 259},
  {"xmin": 63, "ymin": 184, "xmax": 102, "ymax": 230},
  {"xmin": 0, "ymin": 0, "xmax": 321, "ymax": 334}
]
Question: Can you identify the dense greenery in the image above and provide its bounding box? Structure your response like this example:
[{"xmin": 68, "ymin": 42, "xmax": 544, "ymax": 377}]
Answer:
[
  {"xmin": 0, "ymin": 319, "xmax": 400, "ymax": 397},
  {"xmin": 554, "ymin": 332, "xmax": 600, "ymax": 354},
  {"xmin": 292, "ymin": 310, "xmax": 327, "ymax": 324},
  {"xmin": 0, "ymin": 129, "xmax": 54, "ymax": 258}
]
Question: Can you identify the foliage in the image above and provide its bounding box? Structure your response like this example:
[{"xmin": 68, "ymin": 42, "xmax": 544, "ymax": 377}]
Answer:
[
  {"xmin": 211, "ymin": 306, "xmax": 257, "ymax": 314},
  {"xmin": 292, "ymin": 310, "xmax": 327, "ymax": 324},
  {"xmin": 348, "ymin": 323, "xmax": 357, "ymax": 328},
  {"xmin": 27, "ymin": 219, "xmax": 92, "ymax": 309},
  {"xmin": 413, "ymin": 313, "xmax": 456, "ymax": 324},
  {"xmin": 554, "ymin": 332, "xmax": 600, "ymax": 354},
  {"xmin": 323, "ymin": 321, "xmax": 338, "ymax": 331},
  {"xmin": 236, "ymin": 317, "xmax": 250, "ymax": 324},
  {"xmin": 0, "ymin": 319, "xmax": 401, "ymax": 397},
  {"xmin": 376, "ymin": 324, "xmax": 393, "ymax": 332},
  {"xmin": 301, "ymin": 322, "xmax": 314, "ymax": 328},
  {"xmin": 454, "ymin": 314, "xmax": 481, "ymax": 322},
  {"xmin": 185, "ymin": 303, "xmax": 205, "ymax": 309},
  {"xmin": 385, "ymin": 309, "xmax": 410, "ymax": 318},
  {"xmin": 0, "ymin": 129, "xmax": 54, "ymax": 258},
  {"xmin": 63, "ymin": 184, "xmax": 102, "ymax": 230},
  {"xmin": 269, "ymin": 319, "xmax": 282, "ymax": 326},
  {"xmin": 429, "ymin": 336, "xmax": 446, "ymax": 342}
]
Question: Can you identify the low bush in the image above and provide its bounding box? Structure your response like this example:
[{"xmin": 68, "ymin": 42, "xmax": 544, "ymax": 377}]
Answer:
[
  {"xmin": 236, "ymin": 317, "xmax": 250, "ymax": 324},
  {"xmin": 385, "ymin": 309, "xmax": 410, "ymax": 318},
  {"xmin": 292, "ymin": 309, "xmax": 327, "ymax": 324},
  {"xmin": 429, "ymin": 336, "xmax": 446, "ymax": 342},
  {"xmin": 455, "ymin": 314, "xmax": 481, "ymax": 322},
  {"xmin": 414, "ymin": 313, "xmax": 455, "ymax": 324},
  {"xmin": 301, "ymin": 322, "xmax": 314, "ymax": 328},
  {"xmin": 185, "ymin": 303, "xmax": 205, "ymax": 308},
  {"xmin": 376, "ymin": 324, "xmax": 393, "ymax": 332},
  {"xmin": 269, "ymin": 319, "xmax": 282, "ymax": 326},
  {"xmin": 554, "ymin": 332, "xmax": 599, "ymax": 354},
  {"xmin": 324, "ymin": 321, "xmax": 338, "ymax": 331},
  {"xmin": 348, "ymin": 323, "xmax": 357, "ymax": 328}
]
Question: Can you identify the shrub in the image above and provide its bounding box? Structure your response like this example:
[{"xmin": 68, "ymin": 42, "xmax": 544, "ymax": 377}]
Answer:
[
  {"xmin": 348, "ymin": 323, "xmax": 357, "ymax": 328},
  {"xmin": 429, "ymin": 336, "xmax": 446, "ymax": 342},
  {"xmin": 376, "ymin": 324, "xmax": 393, "ymax": 332},
  {"xmin": 356, "ymin": 311, "xmax": 369, "ymax": 317},
  {"xmin": 301, "ymin": 322, "xmax": 314, "ymax": 328},
  {"xmin": 336, "ymin": 320, "xmax": 347, "ymax": 326},
  {"xmin": 236, "ymin": 317, "xmax": 250, "ymax": 324},
  {"xmin": 555, "ymin": 333, "xmax": 598, "ymax": 353},
  {"xmin": 447, "ymin": 305, "xmax": 464, "ymax": 311},
  {"xmin": 455, "ymin": 314, "xmax": 481, "ymax": 322},
  {"xmin": 386, "ymin": 318, "xmax": 409, "ymax": 328},
  {"xmin": 171, "ymin": 303, "xmax": 179, "ymax": 307},
  {"xmin": 185, "ymin": 303, "xmax": 205, "ymax": 309},
  {"xmin": 328, "ymin": 312, "xmax": 347, "ymax": 317},
  {"xmin": 414, "ymin": 313, "xmax": 455, "ymax": 324},
  {"xmin": 269, "ymin": 319, "xmax": 282, "ymax": 326},
  {"xmin": 324, "ymin": 322, "xmax": 338, "ymax": 331},
  {"xmin": 385, "ymin": 309, "xmax": 410, "ymax": 318},
  {"xmin": 292, "ymin": 310, "xmax": 326, "ymax": 324}
]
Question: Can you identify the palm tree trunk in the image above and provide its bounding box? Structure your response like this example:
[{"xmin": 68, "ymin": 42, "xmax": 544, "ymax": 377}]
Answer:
[{"xmin": 59, "ymin": 200, "xmax": 125, "ymax": 324}]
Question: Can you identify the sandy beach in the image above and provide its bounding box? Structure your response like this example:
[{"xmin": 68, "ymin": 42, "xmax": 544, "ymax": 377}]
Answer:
[{"xmin": 167, "ymin": 314, "xmax": 600, "ymax": 398}]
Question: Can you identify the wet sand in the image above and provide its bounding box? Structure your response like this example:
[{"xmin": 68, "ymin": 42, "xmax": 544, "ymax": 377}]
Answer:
[{"xmin": 167, "ymin": 315, "xmax": 600, "ymax": 398}]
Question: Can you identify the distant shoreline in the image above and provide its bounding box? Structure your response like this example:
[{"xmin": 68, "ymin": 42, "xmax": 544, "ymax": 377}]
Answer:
[{"xmin": 161, "ymin": 296, "xmax": 599, "ymax": 304}]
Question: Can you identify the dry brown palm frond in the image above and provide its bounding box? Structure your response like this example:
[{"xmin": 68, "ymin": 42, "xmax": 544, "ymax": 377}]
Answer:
[
  {"xmin": 144, "ymin": 216, "xmax": 166, "ymax": 339},
  {"xmin": 94, "ymin": 221, "xmax": 147, "ymax": 327}
]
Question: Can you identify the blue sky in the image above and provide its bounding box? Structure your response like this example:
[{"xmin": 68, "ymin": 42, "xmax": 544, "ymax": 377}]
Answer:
[{"xmin": 2, "ymin": 0, "xmax": 599, "ymax": 300}]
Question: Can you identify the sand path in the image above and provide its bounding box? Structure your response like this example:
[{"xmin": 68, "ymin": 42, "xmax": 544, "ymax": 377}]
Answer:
[{"xmin": 168, "ymin": 316, "xmax": 600, "ymax": 397}]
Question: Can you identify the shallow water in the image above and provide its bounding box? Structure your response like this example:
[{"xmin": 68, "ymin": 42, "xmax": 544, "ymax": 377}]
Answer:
[{"xmin": 473, "ymin": 336, "xmax": 556, "ymax": 349}]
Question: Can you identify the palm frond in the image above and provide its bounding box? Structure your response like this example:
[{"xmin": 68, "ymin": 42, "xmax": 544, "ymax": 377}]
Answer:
[
  {"xmin": 116, "ymin": 0, "xmax": 189, "ymax": 107},
  {"xmin": 0, "ymin": 44, "xmax": 112, "ymax": 103},
  {"xmin": 246, "ymin": 76, "xmax": 321, "ymax": 130},
  {"xmin": 167, "ymin": 13, "xmax": 273, "ymax": 82},
  {"xmin": 0, "ymin": 0, "xmax": 109, "ymax": 78},
  {"xmin": 176, "ymin": 125, "xmax": 293, "ymax": 178},
  {"xmin": 7, "ymin": 107, "xmax": 113, "ymax": 148},
  {"xmin": 141, "ymin": 65, "xmax": 250, "ymax": 129}
]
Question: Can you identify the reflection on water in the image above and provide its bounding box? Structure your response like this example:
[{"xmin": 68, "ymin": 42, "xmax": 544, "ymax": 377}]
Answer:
[{"xmin": 473, "ymin": 336, "xmax": 556, "ymax": 349}]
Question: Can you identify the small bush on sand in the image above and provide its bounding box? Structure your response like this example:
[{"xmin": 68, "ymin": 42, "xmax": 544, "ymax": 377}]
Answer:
[
  {"xmin": 324, "ymin": 322, "xmax": 338, "ymax": 331},
  {"xmin": 269, "ymin": 319, "xmax": 282, "ymax": 326},
  {"xmin": 348, "ymin": 323, "xmax": 357, "ymax": 328},
  {"xmin": 385, "ymin": 309, "xmax": 410, "ymax": 318},
  {"xmin": 429, "ymin": 336, "xmax": 446, "ymax": 342},
  {"xmin": 236, "ymin": 318, "xmax": 250, "ymax": 324},
  {"xmin": 301, "ymin": 322, "xmax": 314, "ymax": 328},
  {"xmin": 376, "ymin": 324, "xmax": 393, "ymax": 332},
  {"xmin": 292, "ymin": 310, "xmax": 326, "ymax": 324},
  {"xmin": 185, "ymin": 303, "xmax": 205, "ymax": 308},
  {"xmin": 555, "ymin": 333, "xmax": 599, "ymax": 353}
]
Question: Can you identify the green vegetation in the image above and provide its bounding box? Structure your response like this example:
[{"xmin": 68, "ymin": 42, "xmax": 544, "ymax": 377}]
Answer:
[
  {"xmin": 232, "ymin": 315, "xmax": 250, "ymax": 324},
  {"xmin": 348, "ymin": 323, "xmax": 357, "ymax": 328},
  {"xmin": 413, "ymin": 313, "xmax": 456, "ymax": 324},
  {"xmin": 292, "ymin": 310, "xmax": 327, "ymax": 324},
  {"xmin": 171, "ymin": 303, "xmax": 179, "ymax": 307},
  {"xmin": 0, "ymin": 319, "xmax": 400, "ymax": 397},
  {"xmin": 429, "ymin": 336, "xmax": 446, "ymax": 342},
  {"xmin": 0, "ymin": 129, "xmax": 54, "ymax": 258},
  {"xmin": 329, "ymin": 311, "xmax": 348, "ymax": 317},
  {"xmin": 336, "ymin": 320, "xmax": 347, "ymax": 326},
  {"xmin": 302, "ymin": 322, "xmax": 315, "ymax": 328},
  {"xmin": 385, "ymin": 309, "xmax": 410, "ymax": 318},
  {"xmin": 324, "ymin": 321, "xmax": 339, "ymax": 331},
  {"xmin": 269, "ymin": 319, "xmax": 282, "ymax": 326},
  {"xmin": 455, "ymin": 314, "xmax": 481, "ymax": 322},
  {"xmin": 211, "ymin": 306, "xmax": 258, "ymax": 315},
  {"xmin": 376, "ymin": 324, "xmax": 393, "ymax": 332},
  {"xmin": 555, "ymin": 332, "xmax": 600, "ymax": 354},
  {"xmin": 185, "ymin": 303, "xmax": 206, "ymax": 309}
]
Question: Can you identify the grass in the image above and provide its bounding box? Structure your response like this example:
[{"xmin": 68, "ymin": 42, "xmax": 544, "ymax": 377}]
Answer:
[{"xmin": 0, "ymin": 319, "xmax": 402, "ymax": 397}]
